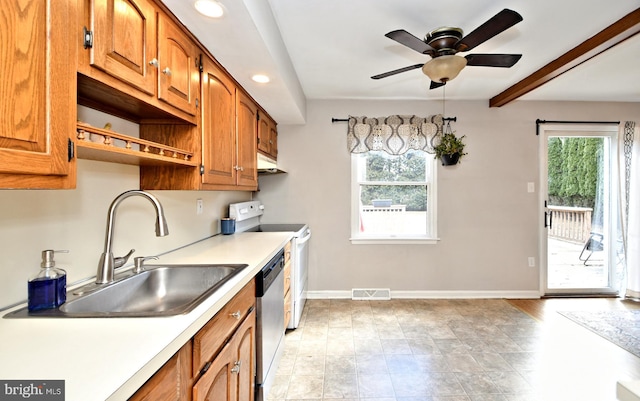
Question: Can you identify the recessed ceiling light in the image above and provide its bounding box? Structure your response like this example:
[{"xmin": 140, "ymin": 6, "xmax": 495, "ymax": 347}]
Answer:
[
  {"xmin": 194, "ymin": 0, "xmax": 224, "ymax": 18},
  {"xmin": 252, "ymin": 74, "xmax": 270, "ymax": 83}
]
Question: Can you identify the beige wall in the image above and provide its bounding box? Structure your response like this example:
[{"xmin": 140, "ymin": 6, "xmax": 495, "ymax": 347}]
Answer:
[
  {"xmin": 256, "ymin": 99, "xmax": 640, "ymax": 297},
  {"xmin": 0, "ymin": 107, "xmax": 251, "ymax": 309},
  {"xmin": 1, "ymin": 100, "xmax": 638, "ymax": 308}
]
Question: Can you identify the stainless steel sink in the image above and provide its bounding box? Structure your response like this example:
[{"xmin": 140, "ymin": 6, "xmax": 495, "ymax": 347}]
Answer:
[{"xmin": 5, "ymin": 264, "xmax": 248, "ymax": 318}]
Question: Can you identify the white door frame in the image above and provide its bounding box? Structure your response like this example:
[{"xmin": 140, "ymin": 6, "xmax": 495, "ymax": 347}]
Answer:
[{"xmin": 538, "ymin": 123, "xmax": 619, "ymax": 295}]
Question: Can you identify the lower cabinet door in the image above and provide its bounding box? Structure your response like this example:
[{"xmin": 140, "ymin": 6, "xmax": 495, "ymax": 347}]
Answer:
[
  {"xmin": 235, "ymin": 310, "xmax": 256, "ymax": 401},
  {"xmin": 128, "ymin": 342, "xmax": 192, "ymax": 401},
  {"xmin": 193, "ymin": 309, "xmax": 255, "ymax": 401},
  {"xmin": 193, "ymin": 344, "xmax": 234, "ymax": 401}
]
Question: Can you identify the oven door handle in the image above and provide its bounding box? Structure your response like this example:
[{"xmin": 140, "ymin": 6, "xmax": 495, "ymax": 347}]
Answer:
[{"xmin": 297, "ymin": 229, "xmax": 312, "ymax": 245}]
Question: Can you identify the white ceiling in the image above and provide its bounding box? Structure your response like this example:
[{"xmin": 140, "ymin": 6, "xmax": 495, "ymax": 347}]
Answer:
[{"xmin": 163, "ymin": 0, "xmax": 640, "ymax": 124}]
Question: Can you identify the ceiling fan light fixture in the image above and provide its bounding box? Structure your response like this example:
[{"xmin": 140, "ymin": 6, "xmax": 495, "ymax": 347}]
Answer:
[
  {"xmin": 194, "ymin": 0, "xmax": 224, "ymax": 18},
  {"xmin": 422, "ymin": 55, "xmax": 468, "ymax": 83}
]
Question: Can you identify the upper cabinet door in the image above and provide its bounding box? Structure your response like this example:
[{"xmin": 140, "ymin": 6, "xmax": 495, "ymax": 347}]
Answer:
[
  {"xmin": 201, "ymin": 56, "xmax": 237, "ymax": 187},
  {"xmin": 158, "ymin": 15, "xmax": 199, "ymax": 116},
  {"xmin": 268, "ymin": 119, "xmax": 278, "ymax": 159},
  {"xmin": 0, "ymin": 0, "xmax": 75, "ymax": 186},
  {"xmin": 90, "ymin": 0, "xmax": 157, "ymax": 95},
  {"xmin": 257, "ymin": 115, "xmax": 270, "ymax": 155},
  {"xmin": 236, "ymin": 92, "xmax": 258, "ymax": 189},
  {"xmin": 258, "ymin": 112, "xmax": 278, "ymax": 160}
]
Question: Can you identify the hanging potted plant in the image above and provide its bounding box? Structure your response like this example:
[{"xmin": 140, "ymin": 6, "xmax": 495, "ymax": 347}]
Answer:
[{"xmin": 433, "ymin": 131, "xmax": 467, "ymax": 166}]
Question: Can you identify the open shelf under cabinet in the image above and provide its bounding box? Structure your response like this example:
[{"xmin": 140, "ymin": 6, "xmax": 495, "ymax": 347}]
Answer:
[{"xmin": 76, "ymin": 122, "xmax": 198, "ymax": 168}]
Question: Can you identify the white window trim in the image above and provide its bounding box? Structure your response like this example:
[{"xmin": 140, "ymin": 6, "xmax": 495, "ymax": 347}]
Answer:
[{"xmin": 350, "ymin": 153, "xmax": 439, "ymax": 244}]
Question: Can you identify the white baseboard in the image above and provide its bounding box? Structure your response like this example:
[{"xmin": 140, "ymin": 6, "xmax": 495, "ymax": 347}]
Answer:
[{"xmin": 306, "ymin": 290, "xmax": 541, "ymax": 299}]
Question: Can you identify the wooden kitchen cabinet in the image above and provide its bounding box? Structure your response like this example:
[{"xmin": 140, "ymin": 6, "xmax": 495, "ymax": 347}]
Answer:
[
  {"xmin": 257, "ymin": 112, "xmax": 278, "ymax": 161},
  {"xmin": 140, "ymin": 56, "xmax": 261, "ymax": 191},
  {"xmin": 192, "ymin": 280, "xmax": 255, "ymax": 373},
  {"xmin": 78, "ymin": 0, "xmax": 199, "ymax": 124},
  {"xmin": 192, "ymin": 280, "xmax": 255, "ymax": 401},
  {"xmin": 200, "ymin": 56, "xmax": 238, "ymax": 188},
  {"xmin": 192, "ymin": 309, "xmax": 256, "ymax": 401},
  {"xmin": 129, "ymin": 342, "xmax": 193, "ymax": 401},
  {"xmin": 0, "ymin": 0, "xmax": 272, "ymax": 191},
  {"xmin": 85, "ymin": 0, "xmax": 157, "ymax": 96},
  {"xmin": 129, "ymin": 280, "xmax": 256, "ymax": 401},
  {"xmin": 0, "ymin": 0, "xmax": 77, "ymax": 189},
  {"xmin": 157, "ymin": 13, "xmax": 200, "ymax": 117},
  {"xmin": 235, "ymin": 91, "xmax": 259, "ymax": 189},
  {"xmin": 200, "ymin": 57, "xmax": 258, "ymax": 190}
]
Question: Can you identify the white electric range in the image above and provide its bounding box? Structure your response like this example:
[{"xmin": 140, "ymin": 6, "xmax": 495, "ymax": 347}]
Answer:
[{"xmin": 229, "ymin": 201, "xmax": 310, "ymax": 329}]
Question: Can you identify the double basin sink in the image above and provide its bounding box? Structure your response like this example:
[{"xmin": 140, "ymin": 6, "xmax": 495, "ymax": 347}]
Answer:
[{"xmin": 6, "ymin": 263, "xmax": 248, "ymax": 318}]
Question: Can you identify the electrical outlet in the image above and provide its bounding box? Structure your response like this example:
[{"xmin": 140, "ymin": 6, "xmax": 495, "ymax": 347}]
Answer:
[
  {"xmin": 196, "ymin": 199, "xmax": 203, "ymax": 215},
  {"xmin": 528, "ymin": 257, "xmax": 535, "ymax": 267}
]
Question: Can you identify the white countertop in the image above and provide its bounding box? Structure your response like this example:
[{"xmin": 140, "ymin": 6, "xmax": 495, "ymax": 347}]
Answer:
[{"xmin": 0, "ymin": 232, "xmax": 292, "ymax": 401}]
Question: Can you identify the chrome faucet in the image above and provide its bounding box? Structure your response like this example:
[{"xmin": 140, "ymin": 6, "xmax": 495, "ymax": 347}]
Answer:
[{"xmin": 96, "ymin": 190, "xmax": 169, "ymax": 284}]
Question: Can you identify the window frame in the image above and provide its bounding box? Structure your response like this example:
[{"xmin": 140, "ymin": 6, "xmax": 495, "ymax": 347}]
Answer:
[{"xmin": 350, "ymin": 151, "xmax": 439, "ymax": 244}]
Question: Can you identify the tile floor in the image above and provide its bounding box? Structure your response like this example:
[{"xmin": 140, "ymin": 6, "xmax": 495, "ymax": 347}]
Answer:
[{"xmin": 269, "ymin": 298, "xmax": 549, "ymax": 401}]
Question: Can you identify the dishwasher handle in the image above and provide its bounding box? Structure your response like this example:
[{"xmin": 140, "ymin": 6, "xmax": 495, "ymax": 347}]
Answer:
[{"xmin": 256, "ymin": 249, "xmax": 285, "ymax": 297}]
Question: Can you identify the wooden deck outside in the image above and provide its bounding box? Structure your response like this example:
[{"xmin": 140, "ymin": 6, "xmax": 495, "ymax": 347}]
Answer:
[{"xmin": 547, "ymin": 237, "xmax": 624, "ymax": 290}]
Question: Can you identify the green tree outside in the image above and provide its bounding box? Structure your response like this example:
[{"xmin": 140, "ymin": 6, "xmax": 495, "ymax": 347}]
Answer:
[
  {"xmin": 547, "ymin": 137, "xmax": 563, "ymax": 205},
  {"xmin": 547, "ymin": 137, "xmax": 603, "ymax": 209},
  {"xmin": 360, "ymin": 150, "xmax": 427, "ymax": 211}
]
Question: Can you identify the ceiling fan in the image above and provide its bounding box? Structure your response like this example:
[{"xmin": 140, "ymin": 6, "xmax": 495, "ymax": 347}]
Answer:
[{"xmin": 371, "ymin": 9, "xmax": 523, "ymax": 89}]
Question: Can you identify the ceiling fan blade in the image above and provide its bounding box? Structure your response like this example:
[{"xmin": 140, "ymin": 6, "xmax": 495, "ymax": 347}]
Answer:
[
  {"xmin": 430, "ymin": 81, "xmax": 446, "ymax": 90},
  {"xmin": 385, "ymin": 30, "xmax": 435, "ymax": 54},
  {"xmin": 465, "ymin": 53, "xmax": 522, "ymax": 67},
  {"xmin": 371, "ymin": 63, "xmax": 424, "ymax": 80},
  {"xmin": 455, "ymin": 9, "xmax": 523, "ymax": 52}
]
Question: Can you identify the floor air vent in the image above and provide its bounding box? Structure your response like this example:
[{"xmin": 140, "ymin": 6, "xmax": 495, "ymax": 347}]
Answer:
[{"xmin": 351, "ymin": 288, "xmax": 391, "ymax": 300}]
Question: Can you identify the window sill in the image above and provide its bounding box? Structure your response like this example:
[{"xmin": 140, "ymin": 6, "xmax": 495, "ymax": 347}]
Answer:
[{"xmin": 350, "ymin": 237, "xmax": 440, "ymax": 245}]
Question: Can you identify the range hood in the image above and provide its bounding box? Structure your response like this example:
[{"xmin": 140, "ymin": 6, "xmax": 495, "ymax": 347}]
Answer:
[{"xmin": 257, "ymin": 153, "xmax": 287, "ymax": 174}]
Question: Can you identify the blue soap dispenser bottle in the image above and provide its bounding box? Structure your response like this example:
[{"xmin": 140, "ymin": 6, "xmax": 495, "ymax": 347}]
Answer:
[{"xmin": 28, "ymin": 250, "xmax": 68, "ymax": 311}]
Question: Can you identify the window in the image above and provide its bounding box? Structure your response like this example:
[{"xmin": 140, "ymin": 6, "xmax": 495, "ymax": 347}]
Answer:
[{"xmin": 351, "ymin": 149, "xmax": 437, "ymax": 244}]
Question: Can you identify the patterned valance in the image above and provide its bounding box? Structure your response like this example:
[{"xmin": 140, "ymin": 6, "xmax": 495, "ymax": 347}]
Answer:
[{"xmin": 347, "ymin": 115, "xmax": 442, "ymax": 155}]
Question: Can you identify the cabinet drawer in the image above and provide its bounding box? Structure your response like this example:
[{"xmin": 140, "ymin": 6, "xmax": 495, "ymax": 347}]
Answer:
[{"xmin": 192, "ymin": 280, "xmax": 255, "ymax": 375}]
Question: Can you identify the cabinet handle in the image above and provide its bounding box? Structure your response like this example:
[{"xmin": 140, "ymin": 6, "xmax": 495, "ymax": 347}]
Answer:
[
  {"xmin": 162, "ymin": 67, "xmax": 172, "ymax": 76},
  {"xmin": 234, "ymin": 166, "xmax": 244, "ymax": 172},
  {"xmin": 230, "ymin": 311, "xmax": 241, "ymax": 319},
  {"xmin": 149, "ymin": 58, "xmax": 159, "ymax": 68},
  {"xmin": 231, "ymin": 361, "xmax": 241, "ymax": 374}
]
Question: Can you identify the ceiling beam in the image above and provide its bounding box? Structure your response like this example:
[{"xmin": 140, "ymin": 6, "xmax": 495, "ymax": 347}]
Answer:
[{"xmin": 490, "ymin": 8, "xmax": 640, "ymax": 107}]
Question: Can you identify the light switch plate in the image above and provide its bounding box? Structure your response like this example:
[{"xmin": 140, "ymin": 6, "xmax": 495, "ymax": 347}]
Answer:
[{"xmin": 527, "ymin": 182, "xmax": 535, "ymax": 193}]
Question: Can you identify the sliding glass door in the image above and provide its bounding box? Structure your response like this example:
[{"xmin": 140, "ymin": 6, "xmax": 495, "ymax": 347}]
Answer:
[{"xmin": 539, "ymin": 123, "xmax": 621, "ymax": 295}]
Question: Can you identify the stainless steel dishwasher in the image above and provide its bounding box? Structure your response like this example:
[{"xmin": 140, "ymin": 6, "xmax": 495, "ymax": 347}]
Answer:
[{"xmin": 255, "ymin": 249, "xmax": 285, "ymax": 401}]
